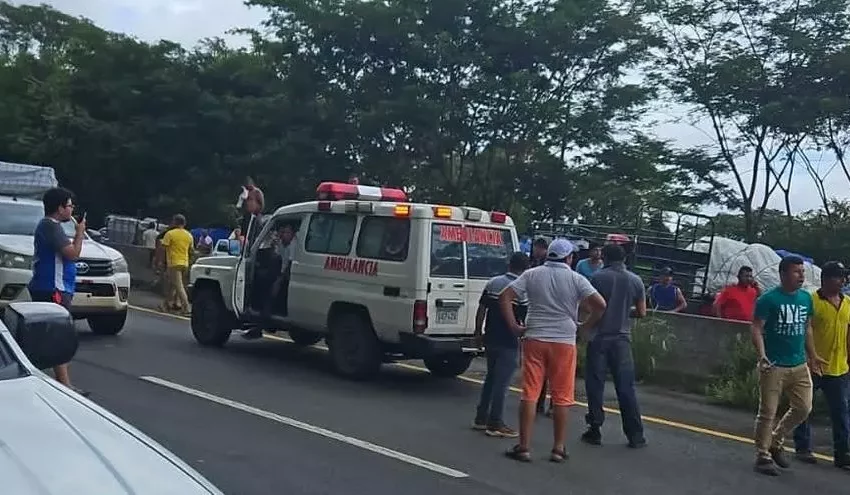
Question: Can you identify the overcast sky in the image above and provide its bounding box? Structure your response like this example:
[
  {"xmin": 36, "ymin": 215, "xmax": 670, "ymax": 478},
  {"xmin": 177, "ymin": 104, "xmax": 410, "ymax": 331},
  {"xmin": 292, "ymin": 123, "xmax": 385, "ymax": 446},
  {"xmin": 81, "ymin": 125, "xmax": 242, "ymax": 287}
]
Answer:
[{"xmin": 23, "ymin": 1, "xmax": 850, "ymax": 214}]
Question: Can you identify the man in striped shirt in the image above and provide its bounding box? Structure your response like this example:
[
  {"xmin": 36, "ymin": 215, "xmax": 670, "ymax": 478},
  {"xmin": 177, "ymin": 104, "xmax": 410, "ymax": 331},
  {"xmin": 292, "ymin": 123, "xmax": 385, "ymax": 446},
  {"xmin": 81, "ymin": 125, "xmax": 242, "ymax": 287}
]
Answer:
[{"xmin": 472, "ymin": 252, "xmax": 529, "ymax": 438}]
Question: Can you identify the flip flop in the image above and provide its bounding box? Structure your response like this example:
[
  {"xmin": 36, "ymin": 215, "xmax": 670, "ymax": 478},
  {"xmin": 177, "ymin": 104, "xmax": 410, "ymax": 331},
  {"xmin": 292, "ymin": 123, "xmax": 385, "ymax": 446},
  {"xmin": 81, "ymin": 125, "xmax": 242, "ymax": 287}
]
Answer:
[
  {"xmin": 505, "ymin": 445, "xmax": 532, "ymax": 462},
  {"xmin": 550, "ymin": 448, "xmax": 569, "ymax": 463}
]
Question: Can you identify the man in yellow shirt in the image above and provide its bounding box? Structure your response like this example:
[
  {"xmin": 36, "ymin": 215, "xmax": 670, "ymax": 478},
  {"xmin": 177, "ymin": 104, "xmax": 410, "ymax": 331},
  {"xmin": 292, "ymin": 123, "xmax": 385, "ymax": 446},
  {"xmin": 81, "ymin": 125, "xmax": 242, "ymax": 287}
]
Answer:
[
  {"xmin": 158, "ymin": 214, "xmax": 193, "ymax": 314},
  {"xmin": 793, "ymin": 261, "xmax": 850, "ymax": 469}
]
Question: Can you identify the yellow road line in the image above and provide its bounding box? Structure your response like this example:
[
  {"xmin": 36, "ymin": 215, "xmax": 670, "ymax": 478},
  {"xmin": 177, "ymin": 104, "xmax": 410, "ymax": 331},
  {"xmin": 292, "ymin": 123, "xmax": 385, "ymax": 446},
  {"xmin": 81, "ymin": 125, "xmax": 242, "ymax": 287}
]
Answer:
[{"xmin": 128, "ymin": 304, "xmax": 834, "ymax": 462}]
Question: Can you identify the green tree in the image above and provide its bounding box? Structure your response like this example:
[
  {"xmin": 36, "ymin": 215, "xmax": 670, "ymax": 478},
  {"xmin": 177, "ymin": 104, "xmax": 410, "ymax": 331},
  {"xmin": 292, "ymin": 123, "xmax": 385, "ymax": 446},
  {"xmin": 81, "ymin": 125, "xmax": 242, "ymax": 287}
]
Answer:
[{"xmin": 654, "ymin": 0, "xmax": 850, "ymax": 241}]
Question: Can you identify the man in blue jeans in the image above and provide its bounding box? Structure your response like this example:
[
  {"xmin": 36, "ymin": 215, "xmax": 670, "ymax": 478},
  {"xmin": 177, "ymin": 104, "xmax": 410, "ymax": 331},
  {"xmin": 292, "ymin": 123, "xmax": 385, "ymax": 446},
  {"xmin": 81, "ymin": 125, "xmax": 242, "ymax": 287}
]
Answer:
[
  {"xmin": 472, "ymin": 252, "xmax": 529, "ymax": 438},
  {"xmin": 581, "ymin": 243, "xmax": 648, "ymax": 448},
  {"xmin": 793, "ymin": 261, "xmax": 850, "ymax": 469}
]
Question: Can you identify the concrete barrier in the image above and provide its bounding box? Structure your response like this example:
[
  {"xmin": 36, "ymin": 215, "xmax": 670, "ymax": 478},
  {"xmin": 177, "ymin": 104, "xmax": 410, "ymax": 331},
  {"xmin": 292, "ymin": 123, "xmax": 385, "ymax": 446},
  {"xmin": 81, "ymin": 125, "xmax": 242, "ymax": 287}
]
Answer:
[
  {"xmin": 108, "ymin": 243, "xmax": 161, "ymax": 290},
  {"xmin": 114, "ymin": 241, "xmax": 751, "ymax": 385},
  {"xmin": 647, "ymin": 311, "xmax": 749, "ymax": 390}
]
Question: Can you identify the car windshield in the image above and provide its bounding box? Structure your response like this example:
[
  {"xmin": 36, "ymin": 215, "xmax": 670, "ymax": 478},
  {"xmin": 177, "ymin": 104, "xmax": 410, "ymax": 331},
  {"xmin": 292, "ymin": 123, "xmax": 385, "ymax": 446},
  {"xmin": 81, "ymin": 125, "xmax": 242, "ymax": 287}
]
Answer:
[
  {"xmin": 0, "ymin": 336, "xmax": 24, "ymax": 381},
  {"xmin": 0, "ymin": 201, "xmax": 44, "ymax": 235},
  {"xmin": 0, "ymin": 201, "xmax": 82, "ymax": 238}
]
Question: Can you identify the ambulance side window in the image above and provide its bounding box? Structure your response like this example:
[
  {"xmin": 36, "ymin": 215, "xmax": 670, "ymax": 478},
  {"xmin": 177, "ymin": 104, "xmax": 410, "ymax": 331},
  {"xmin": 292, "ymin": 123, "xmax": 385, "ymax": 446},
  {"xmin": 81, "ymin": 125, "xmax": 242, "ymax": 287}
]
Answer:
[
  {"xmin": 356, "ymin": 217, "xmax": 410, "ymax": 262},
  {"xmin": 305, "ymin": 213, "xmax": 357, "ymax": 255}
]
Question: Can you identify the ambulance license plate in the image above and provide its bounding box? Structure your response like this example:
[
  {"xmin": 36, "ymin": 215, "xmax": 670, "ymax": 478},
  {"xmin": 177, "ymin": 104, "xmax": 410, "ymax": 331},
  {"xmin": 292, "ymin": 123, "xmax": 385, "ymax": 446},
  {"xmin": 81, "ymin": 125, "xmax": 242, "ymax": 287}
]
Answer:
[{"xmin": 436, "ymin": 308, "xmax": 458, "ymax": 325}]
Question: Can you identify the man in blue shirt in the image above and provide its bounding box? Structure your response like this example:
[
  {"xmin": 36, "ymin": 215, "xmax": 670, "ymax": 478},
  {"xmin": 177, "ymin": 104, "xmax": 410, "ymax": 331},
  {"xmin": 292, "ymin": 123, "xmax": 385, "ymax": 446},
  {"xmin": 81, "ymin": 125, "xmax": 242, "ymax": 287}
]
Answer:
[
  {"xmin": 29, "ymin": 187, "xmax": 86, "ymax": 395},
  {"xmin": 648, "ymin": 267, "xmax": 687, "ymax": 312},
  {"xmin": 575, "ymin": 242, "xmax": 603, "ymax": 279},
  {"xmin": 472, "ymin": 252, "xmax": 529, "ymax": 438}
]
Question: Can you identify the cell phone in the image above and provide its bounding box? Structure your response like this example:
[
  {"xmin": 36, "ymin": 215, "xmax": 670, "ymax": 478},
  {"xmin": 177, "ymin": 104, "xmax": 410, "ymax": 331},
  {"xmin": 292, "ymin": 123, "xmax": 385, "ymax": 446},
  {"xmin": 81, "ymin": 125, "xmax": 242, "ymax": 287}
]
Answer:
[{"xmin": 81, "ymin": 211, "xmax": 87, "ymax": 222}]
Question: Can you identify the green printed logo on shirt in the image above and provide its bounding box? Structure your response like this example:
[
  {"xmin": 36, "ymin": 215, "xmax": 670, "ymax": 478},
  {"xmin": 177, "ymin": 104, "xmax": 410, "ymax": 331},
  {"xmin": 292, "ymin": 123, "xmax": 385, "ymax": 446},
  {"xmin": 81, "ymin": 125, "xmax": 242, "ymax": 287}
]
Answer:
[{"xmin": 754, "ymin": 288, "xmax": 813, "ymax": 367}]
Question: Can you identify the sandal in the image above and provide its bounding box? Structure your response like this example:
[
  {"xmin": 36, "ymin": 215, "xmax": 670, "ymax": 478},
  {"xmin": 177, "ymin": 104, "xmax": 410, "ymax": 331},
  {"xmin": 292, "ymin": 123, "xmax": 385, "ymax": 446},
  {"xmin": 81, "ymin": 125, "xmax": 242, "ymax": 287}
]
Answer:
[
  {"xmin": 505, "ymin": 445, "xmax": 532, "ymax": 462},
  {"xmin": 550, "ymin": 448, "xmax": 569, "ymax": 463}
]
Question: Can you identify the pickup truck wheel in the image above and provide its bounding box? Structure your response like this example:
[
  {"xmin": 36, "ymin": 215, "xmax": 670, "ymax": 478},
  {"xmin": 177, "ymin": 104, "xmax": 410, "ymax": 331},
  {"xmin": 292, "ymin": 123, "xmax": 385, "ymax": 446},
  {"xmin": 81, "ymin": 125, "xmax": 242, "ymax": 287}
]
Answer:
[
  {"xmin": 328, "ymin": 313, "xmax": 381, "ymax": 380},
  {"xmin": 423, "ymin": 355, "xmax": 473, "ymax": 378},
  {"xmin": 288, "ymin": 329, "xmax": 322, "ymax": 346},
  {"xmin": 87, "ymin": 311, "xmax": 128, "ymax": 336},
  {"xmin": 191, "ymin": 288, "xmax": 232, "ymax": 347}
]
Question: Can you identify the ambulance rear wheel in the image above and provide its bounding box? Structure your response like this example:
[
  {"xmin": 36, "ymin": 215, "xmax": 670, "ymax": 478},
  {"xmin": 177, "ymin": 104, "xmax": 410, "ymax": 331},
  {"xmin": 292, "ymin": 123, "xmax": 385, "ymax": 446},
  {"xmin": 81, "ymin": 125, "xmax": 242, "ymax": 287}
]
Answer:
[
  {"xmin": 328, "ymin": 312, "xmax": 381, "ymax": 380},
  {"xmin": 423, "ymin": 354, "xmax": 473, "ymax": 378}
]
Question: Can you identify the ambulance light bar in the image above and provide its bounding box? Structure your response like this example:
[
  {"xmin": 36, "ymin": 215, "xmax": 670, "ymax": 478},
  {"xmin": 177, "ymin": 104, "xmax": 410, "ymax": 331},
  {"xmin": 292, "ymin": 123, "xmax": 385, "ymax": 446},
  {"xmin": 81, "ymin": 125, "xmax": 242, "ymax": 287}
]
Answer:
[
  {"xmin": 433, "ymin": 206, "xmax": 452, "ymax": 218},
  {"xmin": 394, "ymin": 204, "xmax": 411, "ymax": 217},
  {"xmin": 463, "ymin": 208, "xmax": 482, "ymax": 221},
  {"xmin": 316, "ymin": 182, "xmax": 407, "ymax": 202},
  {"xmin": 344, "ymin": 201, "xmax": 375, "ymax": 213}
]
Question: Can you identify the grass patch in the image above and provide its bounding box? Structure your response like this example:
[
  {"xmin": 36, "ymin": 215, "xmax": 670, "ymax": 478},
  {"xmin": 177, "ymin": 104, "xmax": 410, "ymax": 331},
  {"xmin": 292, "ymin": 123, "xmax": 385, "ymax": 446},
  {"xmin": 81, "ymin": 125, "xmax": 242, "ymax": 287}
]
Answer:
[
  {"xmin": 575, "ymin": 315, "xmax": 675, "ymax": 383},
  {"xmin": 705, "ymin": 333, "xmax": 760, "ymax": 410}
]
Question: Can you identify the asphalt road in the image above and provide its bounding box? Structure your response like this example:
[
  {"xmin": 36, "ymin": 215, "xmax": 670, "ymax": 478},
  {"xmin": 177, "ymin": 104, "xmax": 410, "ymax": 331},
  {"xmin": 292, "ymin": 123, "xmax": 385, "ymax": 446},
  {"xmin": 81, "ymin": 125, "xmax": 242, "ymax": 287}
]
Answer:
[{"xmin": 70, "ymin": 308, "xmax": 849, "ymax": 495}]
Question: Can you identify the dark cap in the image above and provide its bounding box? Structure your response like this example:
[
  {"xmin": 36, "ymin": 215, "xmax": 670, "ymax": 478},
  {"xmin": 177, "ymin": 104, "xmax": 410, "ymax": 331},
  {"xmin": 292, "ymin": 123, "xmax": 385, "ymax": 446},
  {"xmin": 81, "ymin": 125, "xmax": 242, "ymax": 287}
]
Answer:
[
  {"xmin": 821, "ymin": 261, "xmax": 848, "ymax": 279},
  {"xmin": 660, "ymin": 267, "xmax": 674, "ymax": 275}
]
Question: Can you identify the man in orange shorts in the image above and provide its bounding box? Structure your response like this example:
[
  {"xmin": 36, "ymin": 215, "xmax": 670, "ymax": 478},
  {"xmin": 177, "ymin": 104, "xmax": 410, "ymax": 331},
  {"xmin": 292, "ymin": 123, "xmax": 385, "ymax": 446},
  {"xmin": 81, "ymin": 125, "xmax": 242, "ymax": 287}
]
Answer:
[{"xmin": 499, "ymin": 238, "xmax": 607, "ymax": 462}]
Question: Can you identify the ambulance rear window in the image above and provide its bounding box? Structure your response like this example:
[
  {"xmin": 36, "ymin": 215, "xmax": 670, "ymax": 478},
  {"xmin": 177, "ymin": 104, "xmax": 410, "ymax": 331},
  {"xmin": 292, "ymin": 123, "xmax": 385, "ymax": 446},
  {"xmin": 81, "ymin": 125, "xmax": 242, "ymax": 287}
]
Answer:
[{"xmin": 429, "ymin": 223, "xmax": 513, "ymax": 279}]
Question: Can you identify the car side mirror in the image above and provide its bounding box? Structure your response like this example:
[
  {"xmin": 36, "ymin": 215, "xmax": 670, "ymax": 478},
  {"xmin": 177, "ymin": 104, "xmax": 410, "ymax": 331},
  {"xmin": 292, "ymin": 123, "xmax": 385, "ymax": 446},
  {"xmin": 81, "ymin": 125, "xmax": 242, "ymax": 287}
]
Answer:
[
  {"xmin": 228, "ymin": 240, "xmax": 241, "ymax": 256},
  {"xmin": 3, "ymin": 302, "xmax": 78, "ymax": 370}
]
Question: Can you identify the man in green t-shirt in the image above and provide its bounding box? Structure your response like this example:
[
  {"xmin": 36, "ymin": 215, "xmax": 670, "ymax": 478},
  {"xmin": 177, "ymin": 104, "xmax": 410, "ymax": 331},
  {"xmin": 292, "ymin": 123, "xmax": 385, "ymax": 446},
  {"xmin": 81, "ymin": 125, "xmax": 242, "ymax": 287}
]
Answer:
[{"xmin": 751, "ymin": 255, "xmax": 827, "ymax": 476}]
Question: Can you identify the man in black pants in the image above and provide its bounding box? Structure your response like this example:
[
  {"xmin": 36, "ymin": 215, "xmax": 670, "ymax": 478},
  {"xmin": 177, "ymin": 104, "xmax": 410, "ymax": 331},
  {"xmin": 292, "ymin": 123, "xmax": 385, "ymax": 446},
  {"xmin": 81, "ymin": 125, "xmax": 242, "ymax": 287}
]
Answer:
[{"xmin": 581, "ymin": 243, "xmax": 647, "ymax": 447}]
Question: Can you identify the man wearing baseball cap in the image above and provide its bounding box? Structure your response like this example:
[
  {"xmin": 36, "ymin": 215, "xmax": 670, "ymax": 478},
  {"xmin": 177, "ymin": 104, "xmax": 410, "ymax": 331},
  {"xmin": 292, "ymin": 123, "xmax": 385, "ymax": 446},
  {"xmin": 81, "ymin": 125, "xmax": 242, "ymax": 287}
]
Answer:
[
  {"xmin": 499, "ymin": 238, "xmax": 607, "ymax": 462},
  {"xmin": 793, "ymin": 261, "xmax": 850, "ymax": 469}
]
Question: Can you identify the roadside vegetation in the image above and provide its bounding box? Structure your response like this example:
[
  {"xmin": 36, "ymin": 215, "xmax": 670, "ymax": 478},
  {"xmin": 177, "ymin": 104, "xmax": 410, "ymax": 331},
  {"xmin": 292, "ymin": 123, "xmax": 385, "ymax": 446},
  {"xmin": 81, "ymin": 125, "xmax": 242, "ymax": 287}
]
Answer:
[{"xmin": 0, "ymin": 1, "xmax": 849, "ymax": 264}]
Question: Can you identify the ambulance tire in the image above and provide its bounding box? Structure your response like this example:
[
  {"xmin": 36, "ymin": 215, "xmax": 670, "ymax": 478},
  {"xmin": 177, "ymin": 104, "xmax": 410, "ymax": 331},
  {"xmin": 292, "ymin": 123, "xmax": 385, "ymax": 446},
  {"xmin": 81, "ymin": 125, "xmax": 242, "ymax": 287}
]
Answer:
[
  {"xmin": 328, "ymin": 312, "xmax": 381, "ymax": 380},
  {"xmin": 288, "ymin": 329, "xmax": 322, "ymax": 346},
  {"xmin": 191, "ymin": 287, "xmax": 232, "ymax": 347},
  {"xmin": 423, "ymin": 354, "xmax": 473, "ymax": 378}
]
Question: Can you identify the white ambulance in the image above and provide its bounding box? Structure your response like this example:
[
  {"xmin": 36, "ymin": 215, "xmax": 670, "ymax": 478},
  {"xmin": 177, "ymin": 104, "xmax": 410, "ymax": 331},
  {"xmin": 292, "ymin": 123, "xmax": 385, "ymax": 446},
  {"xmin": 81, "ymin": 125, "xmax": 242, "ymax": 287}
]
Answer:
[{"xmin": 188, "ymin": 182, "xmax": 520, "ymax": 379}]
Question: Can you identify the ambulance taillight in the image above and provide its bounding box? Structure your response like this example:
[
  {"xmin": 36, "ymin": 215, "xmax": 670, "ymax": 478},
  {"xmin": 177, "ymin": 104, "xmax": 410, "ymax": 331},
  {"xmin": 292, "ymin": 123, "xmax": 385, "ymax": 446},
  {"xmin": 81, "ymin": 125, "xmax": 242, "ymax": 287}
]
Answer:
[{"xmin": 413, "ymin": 300, "xmax": 428, "ymax": 334}]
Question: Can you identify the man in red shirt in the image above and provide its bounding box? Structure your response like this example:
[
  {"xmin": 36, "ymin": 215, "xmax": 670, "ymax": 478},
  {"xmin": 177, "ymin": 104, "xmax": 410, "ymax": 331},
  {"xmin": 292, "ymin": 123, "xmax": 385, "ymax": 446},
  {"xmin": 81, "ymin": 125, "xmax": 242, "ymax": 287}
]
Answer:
[{"xmin": 713, "ymin": 266, "xmax": 760, "ymax": 321}]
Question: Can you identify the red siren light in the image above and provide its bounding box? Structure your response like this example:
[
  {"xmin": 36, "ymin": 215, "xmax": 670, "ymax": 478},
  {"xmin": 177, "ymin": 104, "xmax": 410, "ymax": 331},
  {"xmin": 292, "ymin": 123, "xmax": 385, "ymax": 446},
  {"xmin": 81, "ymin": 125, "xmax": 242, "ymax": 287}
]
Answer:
[{"xmin": 316, "ymin": 182, "xmax": 408, "ymax": 202}]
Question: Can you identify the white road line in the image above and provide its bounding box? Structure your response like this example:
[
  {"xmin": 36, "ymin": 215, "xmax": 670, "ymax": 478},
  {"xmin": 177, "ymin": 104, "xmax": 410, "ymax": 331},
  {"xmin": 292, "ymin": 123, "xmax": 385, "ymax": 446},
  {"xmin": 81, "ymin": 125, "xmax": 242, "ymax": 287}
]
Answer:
[{"xmin": 138, "ymin": 375, "xmax": 469, "ymax": 479}]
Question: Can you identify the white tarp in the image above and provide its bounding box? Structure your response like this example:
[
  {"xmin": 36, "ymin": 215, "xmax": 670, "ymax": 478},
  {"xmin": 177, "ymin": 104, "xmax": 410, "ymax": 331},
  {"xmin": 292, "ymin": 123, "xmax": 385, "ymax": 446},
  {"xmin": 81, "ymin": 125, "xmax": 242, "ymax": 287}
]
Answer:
[
  {"xmin": 0, "ymin": 161, "xmax": 58, "ymax": 197},
  {"xmin": 687, "ymin": 236, "xmax": 821, "ymax": 294}
]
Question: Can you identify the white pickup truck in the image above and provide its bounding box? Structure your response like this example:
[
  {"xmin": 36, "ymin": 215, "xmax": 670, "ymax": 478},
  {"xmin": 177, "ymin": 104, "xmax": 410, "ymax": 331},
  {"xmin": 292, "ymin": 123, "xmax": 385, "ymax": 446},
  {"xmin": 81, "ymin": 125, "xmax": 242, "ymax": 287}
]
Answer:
[{"xmin": 0, "ymin": 195, "xmax": 131, "ymax": 334}]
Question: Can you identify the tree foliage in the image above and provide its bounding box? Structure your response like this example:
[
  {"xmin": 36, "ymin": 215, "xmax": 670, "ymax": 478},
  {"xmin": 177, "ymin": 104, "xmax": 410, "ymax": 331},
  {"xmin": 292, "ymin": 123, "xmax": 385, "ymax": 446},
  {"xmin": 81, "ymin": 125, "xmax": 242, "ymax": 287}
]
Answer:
[
  {"xmin": 0, "ymin": 0, "xmax": 846, "ymax": 261},
  {"xmin": 653, "ymin": 0, "xmax": 850, "ymax": 241}
]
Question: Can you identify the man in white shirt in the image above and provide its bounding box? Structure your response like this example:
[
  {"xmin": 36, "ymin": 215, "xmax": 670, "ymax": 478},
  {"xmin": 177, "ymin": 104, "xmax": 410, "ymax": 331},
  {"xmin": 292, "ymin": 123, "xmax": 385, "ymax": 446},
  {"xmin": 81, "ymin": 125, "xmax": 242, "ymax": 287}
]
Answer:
[
  {"xmin": 499, "ymin": 238, "xmax": 607, "ymax": 463},
  {"xmin": 142, "ymin": 221, "xmax": 159, "ymax": 267}
]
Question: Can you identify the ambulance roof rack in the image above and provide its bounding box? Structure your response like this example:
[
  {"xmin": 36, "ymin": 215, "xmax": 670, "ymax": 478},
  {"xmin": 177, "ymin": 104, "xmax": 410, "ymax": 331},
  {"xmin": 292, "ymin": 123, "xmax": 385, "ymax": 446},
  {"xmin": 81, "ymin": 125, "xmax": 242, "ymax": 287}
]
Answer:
[{"xmin": 316, "ymin": 182, "xmax": 408, "ymax": 202}]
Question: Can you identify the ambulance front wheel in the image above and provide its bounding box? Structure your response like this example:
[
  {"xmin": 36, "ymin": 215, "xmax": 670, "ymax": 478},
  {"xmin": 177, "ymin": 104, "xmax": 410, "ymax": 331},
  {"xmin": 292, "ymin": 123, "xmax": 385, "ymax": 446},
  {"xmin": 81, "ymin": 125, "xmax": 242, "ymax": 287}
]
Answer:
[
  {"xmin": 190, "ymin": 286, "xmax": 233, "ymax": 347},
  {"xmin": 423, "ymin": 354, "xmax": 473, "ymax": 378}
]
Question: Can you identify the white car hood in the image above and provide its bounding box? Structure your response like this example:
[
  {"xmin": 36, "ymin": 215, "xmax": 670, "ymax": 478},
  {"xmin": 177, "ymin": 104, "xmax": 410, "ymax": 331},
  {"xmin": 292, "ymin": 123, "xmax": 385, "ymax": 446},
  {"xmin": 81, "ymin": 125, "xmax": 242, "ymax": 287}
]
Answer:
[
  {"xmin": 0, "ymin": 234, "xmax": 123, "ymax": 260},
  {"xmin": 0, "ymin": 375, "xmax": 221, "ymax": 494}
]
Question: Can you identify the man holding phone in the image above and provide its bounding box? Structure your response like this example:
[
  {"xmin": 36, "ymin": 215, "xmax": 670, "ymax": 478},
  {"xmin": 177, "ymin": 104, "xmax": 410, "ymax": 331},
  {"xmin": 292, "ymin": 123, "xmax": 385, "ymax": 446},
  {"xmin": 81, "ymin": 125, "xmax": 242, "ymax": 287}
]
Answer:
[{"xmin": 29, "ymin": 187, "xmax": 87, "ymax": 395}]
